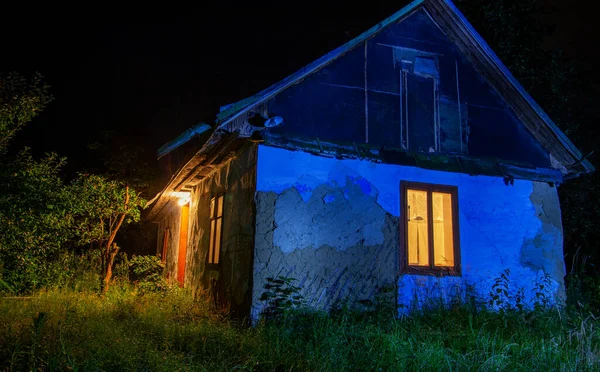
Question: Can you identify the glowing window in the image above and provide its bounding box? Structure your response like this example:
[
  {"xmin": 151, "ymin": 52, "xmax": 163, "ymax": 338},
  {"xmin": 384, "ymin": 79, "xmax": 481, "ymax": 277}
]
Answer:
[
  {"xmin": 208, "ymin": 195, "xmax": 224, "ymax": 264},
  {"xmin": 402, "ymin": 182, "xmax": 460, "ymax": 274}
]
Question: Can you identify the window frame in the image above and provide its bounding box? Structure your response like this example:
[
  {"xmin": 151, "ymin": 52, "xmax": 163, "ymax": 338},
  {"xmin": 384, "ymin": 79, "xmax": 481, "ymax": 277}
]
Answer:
[
  {"xmin": 207, "ymin": 193, "xmax": 225, "ymax": 265},
  {"xmin": 400, "ymin": 181, "xmax": 461, "ymax": 276}
]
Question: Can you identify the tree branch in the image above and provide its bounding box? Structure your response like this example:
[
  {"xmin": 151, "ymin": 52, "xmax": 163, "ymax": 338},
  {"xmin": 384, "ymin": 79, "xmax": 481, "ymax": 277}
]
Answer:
[{"xmin": 105, "ymin": 185, "xmax": 130, "ymax": 251}]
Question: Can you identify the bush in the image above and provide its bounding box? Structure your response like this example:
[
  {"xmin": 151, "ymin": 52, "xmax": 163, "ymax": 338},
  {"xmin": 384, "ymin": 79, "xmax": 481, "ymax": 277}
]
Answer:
[
  {"xmin": 0, "ymin": 152, "xmax": 75, "ymax": 294},
  {"xmin": 129, "ymin": 254, "xmax": 170, "ymax": 293}
]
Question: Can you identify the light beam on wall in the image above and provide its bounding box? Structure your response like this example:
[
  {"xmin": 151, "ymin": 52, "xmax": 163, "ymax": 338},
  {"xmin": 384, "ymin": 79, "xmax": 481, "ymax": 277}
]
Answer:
[{"xmin": 171, "ymin": 191, "xmax": 191, "ymax": 206}]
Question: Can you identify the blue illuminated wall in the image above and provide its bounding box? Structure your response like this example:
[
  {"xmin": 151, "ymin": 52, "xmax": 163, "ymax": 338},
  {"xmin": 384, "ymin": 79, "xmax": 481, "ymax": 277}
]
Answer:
[
  {"xmin": 266, "ymin": 9, "xmax": 550, "ymax": 167},
  {"xmin": 252, "ymin": 145, "xmax": 564, "ymax": 317}
]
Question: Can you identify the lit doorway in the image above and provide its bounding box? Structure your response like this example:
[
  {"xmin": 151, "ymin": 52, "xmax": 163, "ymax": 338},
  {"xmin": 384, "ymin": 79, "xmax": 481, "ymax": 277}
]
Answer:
[{"xmin": 177, "ymin": 203, "xmax": 190, "ymax": 287}]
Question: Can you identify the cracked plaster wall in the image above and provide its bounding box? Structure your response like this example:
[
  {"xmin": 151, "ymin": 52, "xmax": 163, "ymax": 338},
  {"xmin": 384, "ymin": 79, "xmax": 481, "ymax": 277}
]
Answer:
[
  {"xmin": 253, "ymin": 145, "xmax": 565, "ymax": 318},
  {"xmin": 254, "ymin": 185, "xmax": 398, "ymax": 319}
]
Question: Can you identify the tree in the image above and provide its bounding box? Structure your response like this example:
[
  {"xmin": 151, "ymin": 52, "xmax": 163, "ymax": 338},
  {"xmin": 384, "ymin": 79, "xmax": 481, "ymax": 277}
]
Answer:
[
  {"xmin": 86, "ymin": 131, "xmax": 161, "ymax": 257},
  {"xmin": 0, "ymin": 72, "xmax": 147, "ymax": 295},
  {"xmin": 0, "ymin": 151, "xmax": 75, "ymax": 292},
  {"xmin": 69, "ymin": 174, "xmax": 146, "ymax": 294},
  {"xmin": 0, "ymin": 72, "xmax": 70, "ymax": 293},
  {"xmin": 0, "ymin": 72, "xmax": 51, "ymax": 154}
]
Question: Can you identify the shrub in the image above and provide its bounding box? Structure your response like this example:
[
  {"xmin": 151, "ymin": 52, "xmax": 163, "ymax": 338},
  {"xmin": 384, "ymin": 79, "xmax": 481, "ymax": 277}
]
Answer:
[{"xmin": 129, "ymin": 254, "xmax": 170, "ymax": 293}]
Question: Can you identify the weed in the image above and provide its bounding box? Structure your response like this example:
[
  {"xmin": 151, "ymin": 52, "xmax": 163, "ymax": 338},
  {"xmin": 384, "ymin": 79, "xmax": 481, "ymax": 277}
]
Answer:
[
  {"xmin": 533, "ymin": 271, "xmax": 553, "ymax": 310},
  {"xmin": 259, "ymin": 276, "xmax": 305, "ymax": 321},
  {"xmin": 515, "ymin": 286, "xmax": 525, "ymax": 311},
  {"xmin": 27, "ymin": 312, "xmax": 47, "ymax": 370},
  {"xmin": 488, "ymin": 268, "xmax": 511, "ymax": 311},
  {"xmin": 1, "ymin": 286, "xmax": 599, "ymax": 371}
]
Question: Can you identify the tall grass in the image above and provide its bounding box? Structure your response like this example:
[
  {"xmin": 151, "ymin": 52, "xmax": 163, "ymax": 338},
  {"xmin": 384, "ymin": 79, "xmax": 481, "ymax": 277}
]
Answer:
[{"xmin": 1, "ymin": 285, "xmax": 599, "ymax": 371}]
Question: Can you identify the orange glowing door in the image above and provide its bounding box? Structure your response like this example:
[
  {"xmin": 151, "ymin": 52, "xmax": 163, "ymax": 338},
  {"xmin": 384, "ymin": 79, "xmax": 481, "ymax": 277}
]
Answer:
[{"xmin": 177, "ymin": 203, "xmax": 189, "ymax": 287}]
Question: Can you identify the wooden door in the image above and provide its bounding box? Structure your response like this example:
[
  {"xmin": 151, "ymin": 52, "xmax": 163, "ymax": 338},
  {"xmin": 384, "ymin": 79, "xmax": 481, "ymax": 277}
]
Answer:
[{"xmin": 177, "ymin": 203, "xmax": 189, "ymax": 287}]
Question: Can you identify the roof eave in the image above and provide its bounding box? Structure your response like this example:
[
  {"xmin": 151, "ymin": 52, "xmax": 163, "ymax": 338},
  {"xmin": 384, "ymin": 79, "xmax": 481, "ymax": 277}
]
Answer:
[
  {"xmin": 156, "ymin": 123, "xmax": 212, "ymax": 160},
  {"xmin": 146, "ymin": 130, "xmax": 241, "ymax": 220}
]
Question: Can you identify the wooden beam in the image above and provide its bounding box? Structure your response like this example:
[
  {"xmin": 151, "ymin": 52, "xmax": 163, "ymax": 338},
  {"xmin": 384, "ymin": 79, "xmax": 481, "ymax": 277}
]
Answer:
[
  {"xmin": 172, "ymin": 132, "xmax": 240, "ymax": 191},
  {"xmin": 146, "ymin": 132, "xmax": 243, "ymax": 220},
  {"xmin": 263, "ymin": 135, "xmax": 563, "ymax": 183}
]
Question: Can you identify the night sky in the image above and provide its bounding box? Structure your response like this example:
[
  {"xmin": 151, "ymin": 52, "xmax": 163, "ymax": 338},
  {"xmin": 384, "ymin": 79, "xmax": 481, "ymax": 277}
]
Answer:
[{"xmin": 1, "ymin": 1, "xmax": 596, "ymax": 175}]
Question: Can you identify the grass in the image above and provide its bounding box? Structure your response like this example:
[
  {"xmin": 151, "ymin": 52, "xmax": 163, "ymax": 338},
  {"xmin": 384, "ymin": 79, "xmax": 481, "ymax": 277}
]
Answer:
[{"xmin": 1, "ymin": 285, "xmax": 599, "ymax": 371}]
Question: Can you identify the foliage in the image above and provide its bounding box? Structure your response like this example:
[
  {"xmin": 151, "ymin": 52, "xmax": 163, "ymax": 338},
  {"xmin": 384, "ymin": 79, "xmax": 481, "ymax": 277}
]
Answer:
[
  {"xmin": 0, "ymin": 72, "xmax": 51, "ymax": 154},
  {"xmin": 0, "ymin": 72, "xmax": 148, "ymax": 295},
  {"xmin": 0, "ymin": 72, "xmax": 66, "ymax": 293},
  {"xmin": 84, "ymin": 131, "xmax": 162, "ymax": 258},
  {"xmin": 485, "ymin": 269, "xmax": 556, "ymax": 313},
  {"xmin": 129, "ymin": 254, "xmax": 170, "ymax": 293},
  {"xmin": 85, "ymin": 130, "xmax": 162, "ymax": 258},
  {"xmin": 69, "ymin": 174, "xmax": 146, "ymax": 293},
  {"xmin": 488, "ymin": 268, "xmax": 511, "ymax": 311},
  {"xmin": 533, "ymin": 272, "xmax": 554, "ymax": 310},
  {"xmin": 112, "ymin": 252, "xmax": 130, "ymax": 282},
  {"xmin": 0, "ymin": 162, "xmax": 146, "ymax": 294},
  {"xmin": 70, "ymin": 174, "xmax": 145, "ymax": 246},
  {"xmin": 1, "ymin": 288, "xmax": 600, "ymax": 371},
  {"xmin": 0, "ymin": 150, "xmax": 75, "ymax": 293},
  {"xmin": 259, "ymin": 276, "xmax": 305, "ymax": 320}
]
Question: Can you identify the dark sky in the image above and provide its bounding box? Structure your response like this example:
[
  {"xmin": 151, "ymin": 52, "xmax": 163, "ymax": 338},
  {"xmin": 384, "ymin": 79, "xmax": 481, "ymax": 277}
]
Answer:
[{"xmin": 1, "ymin": 1, "xmax": 596, "ymax": 173}]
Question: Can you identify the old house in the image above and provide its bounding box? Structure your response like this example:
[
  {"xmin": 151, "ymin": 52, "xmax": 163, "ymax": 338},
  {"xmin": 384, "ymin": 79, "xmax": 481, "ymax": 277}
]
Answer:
[{"xmin": 146, "ymin": 0, "xmax": 594, "ymax": 320}]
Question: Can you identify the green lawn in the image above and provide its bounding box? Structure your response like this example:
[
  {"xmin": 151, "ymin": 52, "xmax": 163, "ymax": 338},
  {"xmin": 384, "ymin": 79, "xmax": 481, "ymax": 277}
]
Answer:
[{"xmin": 1, "ymin": 286, "xmax": 598, "ymax": 371}]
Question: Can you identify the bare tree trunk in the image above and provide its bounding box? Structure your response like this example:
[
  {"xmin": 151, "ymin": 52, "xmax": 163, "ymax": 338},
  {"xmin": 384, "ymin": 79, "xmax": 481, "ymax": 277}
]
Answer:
[
  {"xmin": 101, "ymin": 243, "xmax": 119, "ymax": 295},
  {"xmin": 100, "ymin": 186, "xmax": 130, "ymax": 296}
]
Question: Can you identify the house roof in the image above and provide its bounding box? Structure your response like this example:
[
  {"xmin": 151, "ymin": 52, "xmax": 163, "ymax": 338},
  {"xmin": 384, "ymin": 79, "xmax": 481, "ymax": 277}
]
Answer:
[
  {"xmin": 161, "ymin": 0, "xmax": 592, "ymax": 176},
  {"xmin": 212, "ymin": 0, "xmax": 425, "ymax": 125},
  {"xmin": 148, "ymin": 0, "xmax": 593, "ymax": 219}
]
